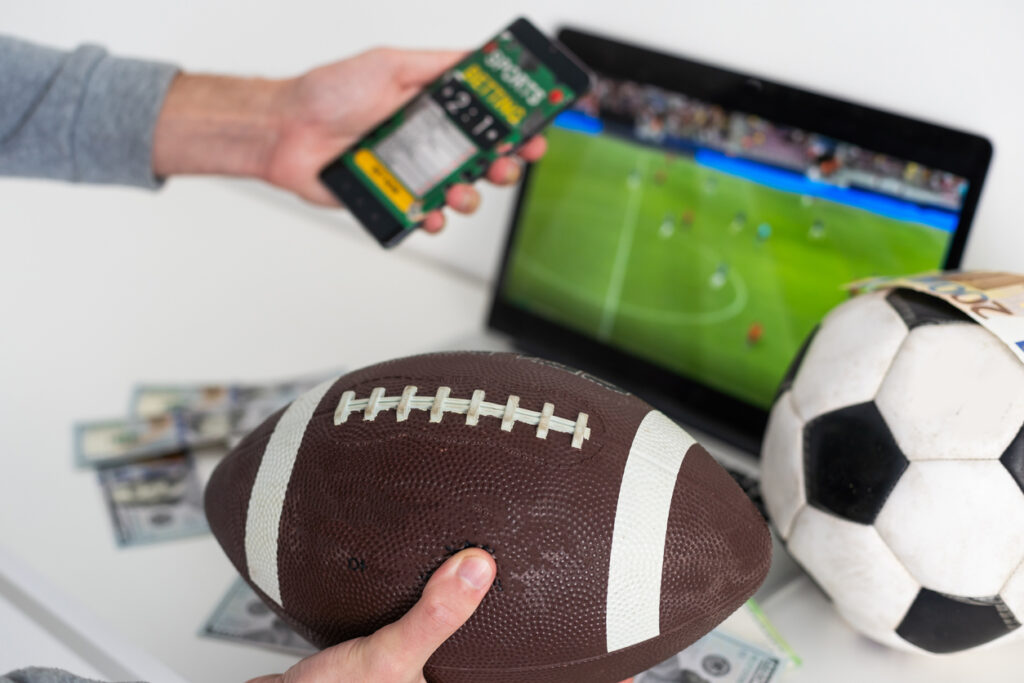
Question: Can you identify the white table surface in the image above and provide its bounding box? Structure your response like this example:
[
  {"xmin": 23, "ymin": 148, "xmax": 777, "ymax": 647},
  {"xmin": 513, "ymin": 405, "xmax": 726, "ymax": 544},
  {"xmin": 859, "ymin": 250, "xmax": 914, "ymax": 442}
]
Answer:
[
  {"xmin": 761, "ymin": 577, "xmax": 1021, "ymax": 683},
  {"xmin": 0, "ymin": 544, "xmax": 190, "ymax": 682},
  {"xmin": 0, "ymin": 593, "xmax": 105, "ymax": 679}
]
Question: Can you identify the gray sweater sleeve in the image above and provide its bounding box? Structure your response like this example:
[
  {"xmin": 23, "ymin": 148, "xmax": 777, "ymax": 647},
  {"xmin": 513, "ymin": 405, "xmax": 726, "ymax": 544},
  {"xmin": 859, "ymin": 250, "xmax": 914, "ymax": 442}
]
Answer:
[
  {"xmin": 1, "ymin": 667, "xmax": 139, "ymax": 683},
  {"xmin": 0, "ymin": 35, "xmax": 179, "ymax": 188}
]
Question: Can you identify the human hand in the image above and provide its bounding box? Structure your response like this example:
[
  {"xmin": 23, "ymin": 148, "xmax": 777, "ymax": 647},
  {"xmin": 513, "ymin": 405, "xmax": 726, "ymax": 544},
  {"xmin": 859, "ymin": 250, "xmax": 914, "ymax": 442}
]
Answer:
[
  {"xmin": 248, "ymin": 548, "xmax": 496, "ymax": 683},
  {"xmin": 152, "ymin": 48, "xmax": 547, "ymax": 234},
  {"xmin": 245, "ymin": 546, "xmax": 635, "ymax": 683},
  {"xmin": 263, "ymin": 48, "xmax": 547, "ymax": 232}
]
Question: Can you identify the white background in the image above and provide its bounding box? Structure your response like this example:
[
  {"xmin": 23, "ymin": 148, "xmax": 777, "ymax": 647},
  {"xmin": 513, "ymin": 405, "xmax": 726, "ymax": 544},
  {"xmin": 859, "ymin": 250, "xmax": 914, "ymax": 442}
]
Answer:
[{"xmin": 1, "ymin": 1, "xmax": 1023, "ymax": 681}]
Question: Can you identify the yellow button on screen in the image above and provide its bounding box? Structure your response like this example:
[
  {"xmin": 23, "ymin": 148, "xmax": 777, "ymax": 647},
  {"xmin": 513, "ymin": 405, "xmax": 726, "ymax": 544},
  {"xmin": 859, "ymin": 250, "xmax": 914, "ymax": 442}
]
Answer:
[{"xmin": 353, "ymin": 148, "xmax": 414, "ymax": 213}]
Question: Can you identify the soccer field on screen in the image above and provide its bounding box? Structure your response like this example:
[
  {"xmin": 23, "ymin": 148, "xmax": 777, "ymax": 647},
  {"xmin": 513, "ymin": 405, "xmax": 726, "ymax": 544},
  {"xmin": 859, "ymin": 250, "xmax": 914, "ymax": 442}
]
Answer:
[{"xmin": 502, "ymin": 127, "xmax": 951, "ymax": 409}]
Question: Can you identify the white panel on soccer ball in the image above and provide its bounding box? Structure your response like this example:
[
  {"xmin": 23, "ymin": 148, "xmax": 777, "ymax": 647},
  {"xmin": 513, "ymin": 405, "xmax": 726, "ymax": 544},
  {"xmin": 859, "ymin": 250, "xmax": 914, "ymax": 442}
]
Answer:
[
  {"xmin": 877, "ymin": 323, "xmax": 1024, "ymax": 461},
  {"xmin": 788, "ymin": 506, "xmax": 919, "ymax": 635},
  {"xmin": 791, "ymin": 292, "xmax": 907, "ymax": 421},
  {"xmin": 835, "ymin": 604, "xmax": 925, "ymax": 654},
  {"xmin": 876, "ymin": 461, "xmax": 1024, "ymax": 597},
  {"xmin": 760, "ymin": 391, "xmax": 806, "ymax": 539},
  {"xmin": 1000, "ymin": 558, "xmax": 1024, "ymax": 627}
]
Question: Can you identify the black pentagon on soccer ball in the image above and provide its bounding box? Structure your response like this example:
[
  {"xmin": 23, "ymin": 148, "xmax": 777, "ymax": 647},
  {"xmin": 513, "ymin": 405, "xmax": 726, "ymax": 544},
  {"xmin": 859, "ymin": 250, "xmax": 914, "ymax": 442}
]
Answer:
[
  {"xmin": 1000, "ymin": 423, "xmax": 1024, "ymax": 495},
  {"xmin": 896, "ymin": 589, "xmax": 1020, "ymax": 653},
  {"xmin": 803, "ymin": 402, "xmax": 908, "ymax": 524},
  {"xmin": 885, "ymin": 288, "xmax": 973, "ymax": 329}
]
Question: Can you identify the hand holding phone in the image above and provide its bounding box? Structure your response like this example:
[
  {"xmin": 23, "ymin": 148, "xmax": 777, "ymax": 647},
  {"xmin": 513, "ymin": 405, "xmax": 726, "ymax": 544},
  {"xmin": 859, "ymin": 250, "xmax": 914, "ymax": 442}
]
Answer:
[{"xmin": 319, "ymin": 17, "xmax": 593, "ymax": 247}]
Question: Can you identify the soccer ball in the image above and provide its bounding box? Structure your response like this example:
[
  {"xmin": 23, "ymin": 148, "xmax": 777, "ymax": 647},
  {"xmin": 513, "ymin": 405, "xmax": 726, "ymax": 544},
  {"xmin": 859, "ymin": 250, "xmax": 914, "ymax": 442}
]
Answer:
[{"xmin": 761, "ymin": 287, "xmax": 1024, "ymax": 654}]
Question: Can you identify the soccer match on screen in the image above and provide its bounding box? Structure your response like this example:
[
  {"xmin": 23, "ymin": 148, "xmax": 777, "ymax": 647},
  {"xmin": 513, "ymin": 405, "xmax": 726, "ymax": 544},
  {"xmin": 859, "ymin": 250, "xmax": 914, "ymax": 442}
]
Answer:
[{"xmin": 502, "ymin": 74, "xmax": 968, "ymax": 408}]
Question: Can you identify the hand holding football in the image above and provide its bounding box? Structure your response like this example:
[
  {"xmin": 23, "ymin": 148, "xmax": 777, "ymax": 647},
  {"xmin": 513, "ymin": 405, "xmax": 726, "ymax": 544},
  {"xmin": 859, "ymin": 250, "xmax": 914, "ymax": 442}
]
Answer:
[{"xmin": 206, "ymin": 351, "xmax": 771, "ymax": 682}]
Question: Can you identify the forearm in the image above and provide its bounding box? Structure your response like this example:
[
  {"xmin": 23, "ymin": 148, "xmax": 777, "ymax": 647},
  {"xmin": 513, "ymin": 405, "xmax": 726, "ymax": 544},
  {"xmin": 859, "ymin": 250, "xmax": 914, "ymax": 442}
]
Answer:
[
  {"xmin": 2, "ymin": 40, "xmax": 506, "ymax": 220},
  {"xmin": 0, "ymin": 36, "xmax": 291, "ymax": 187},
  {"xmin": 0, "ymin": 35, "xmax": 178, "ymax": 188},
  {"xmin": 151, "ymin": 73, "xmax": 289, "ymax": 180}
]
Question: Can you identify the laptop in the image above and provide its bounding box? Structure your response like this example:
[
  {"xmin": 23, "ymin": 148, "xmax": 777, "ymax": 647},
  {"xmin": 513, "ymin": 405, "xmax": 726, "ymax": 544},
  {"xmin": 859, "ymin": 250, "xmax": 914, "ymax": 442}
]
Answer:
[{"xmin": 453, "ymin": 27, "xmax": 991, "ymax": 487}]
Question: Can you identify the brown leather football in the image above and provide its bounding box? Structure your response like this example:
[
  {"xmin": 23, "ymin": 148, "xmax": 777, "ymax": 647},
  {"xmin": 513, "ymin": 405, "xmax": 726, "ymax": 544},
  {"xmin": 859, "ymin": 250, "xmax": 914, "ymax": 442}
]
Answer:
[{"xmin": 205, "ymin": 351, "xmax": 771, "ymax": 682}]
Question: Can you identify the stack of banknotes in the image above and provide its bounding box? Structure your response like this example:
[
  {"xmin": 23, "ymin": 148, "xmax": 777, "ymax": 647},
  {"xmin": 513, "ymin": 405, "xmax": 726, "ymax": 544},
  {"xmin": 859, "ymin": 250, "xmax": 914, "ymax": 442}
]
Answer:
[
  {"xmin": 73, "ymin": 375, "xmax": 332, "ymax": 547},
  {"xmin": 636, "ymin": 602, "xmax": 798, "ymax": 683},
  {"xmin": 73, "ymin": 374, "xmax": 337, "ymax": 653}
]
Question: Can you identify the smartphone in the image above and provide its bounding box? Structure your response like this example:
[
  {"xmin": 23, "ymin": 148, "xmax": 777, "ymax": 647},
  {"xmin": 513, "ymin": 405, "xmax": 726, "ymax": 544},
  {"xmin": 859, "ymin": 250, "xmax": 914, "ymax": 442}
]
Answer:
[{"xmin": 319, "ymin": 17, "xmax": 593, "ymax": 247}]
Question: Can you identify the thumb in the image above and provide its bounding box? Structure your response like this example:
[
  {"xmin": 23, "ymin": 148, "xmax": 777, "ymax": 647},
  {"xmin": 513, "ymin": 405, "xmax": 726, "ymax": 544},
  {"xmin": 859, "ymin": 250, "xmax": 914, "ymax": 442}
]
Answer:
[{"xmin": 364, "ymin": 548, "xmax": 496, "ymax": 673}]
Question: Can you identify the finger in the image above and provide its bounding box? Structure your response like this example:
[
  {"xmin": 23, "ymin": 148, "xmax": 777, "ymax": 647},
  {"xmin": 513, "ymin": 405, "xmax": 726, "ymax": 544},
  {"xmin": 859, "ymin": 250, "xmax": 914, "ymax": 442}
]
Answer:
[
  {"xmin": 365, "ymin": 549, "xmax": 496, "ymax": 673},
  {"xmin": 517, "ymin": 135, "xmax": 547, "ymax": 162},
  {"xmin": 485, "ymin": 156, "xmax": 522, "ymax": 186},
  {"xmin": 444, "ymin": 184, "xmax": 481, "ymax": 214},
  {"xmin": 304, "ymin": 183, "xmax": 343, "ymax": 208},
  {"xmin": 395, "ymin": 49, "xmax": 468, "ymax": 86},
  {"xmin": 422, "ymin": 210, "xmax": 446, "ymax": 233}
]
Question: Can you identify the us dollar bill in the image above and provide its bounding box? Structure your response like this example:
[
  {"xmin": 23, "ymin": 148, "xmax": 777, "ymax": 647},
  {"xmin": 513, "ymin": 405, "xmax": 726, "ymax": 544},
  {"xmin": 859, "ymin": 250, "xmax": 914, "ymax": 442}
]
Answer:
[
  {"xmin": 200, "ymin": 576, "xmax": 317, "ymax": 655},
  {"xmin": 131, "ymin": 384, "xmax": 235, "ymax": 418},
  {"xmin": 98, "ymin": 451, "xmax": 208, "ymax": 547},
  {"xmin": 131, "ymin": 375, "xmax": 334, "ymax": 418},
  {"xmin": 75, "ymin": 410, "xmax": 234, "ymax": 467},
  {"xmin": 225, "ymin": 396, "xmax": 291, "ymax": 450},
  {"xmin": 140, "ymin": 375, "xmax": 338, "ymax": 449},
  {"xmin": 636, "ymin": 631, "xmax": 781, "ymax": 683},
  {"xmin": 78, "ymin": 374, "xmax": 337, "ymax": 468},
  {"xmin": 233, "ymin": 376, "xmax": 333, "ymax": 409},
  {"xmin": 75, "ymin": 413, "xmax": 187, "ymax": 468}
]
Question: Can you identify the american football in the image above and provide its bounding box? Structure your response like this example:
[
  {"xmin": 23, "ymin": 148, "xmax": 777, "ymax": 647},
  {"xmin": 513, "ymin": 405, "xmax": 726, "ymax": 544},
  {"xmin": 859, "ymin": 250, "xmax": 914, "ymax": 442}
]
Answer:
[{"xmin": 205, "ymin": 351, "xmax": 771, "ymax": 683}]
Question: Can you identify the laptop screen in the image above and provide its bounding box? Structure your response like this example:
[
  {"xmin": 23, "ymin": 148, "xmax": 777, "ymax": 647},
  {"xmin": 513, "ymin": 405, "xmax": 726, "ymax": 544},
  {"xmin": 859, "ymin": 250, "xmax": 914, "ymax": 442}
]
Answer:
[{"xmin": 497, "ymin": 72, "xmax": 970, "ymax": 412}]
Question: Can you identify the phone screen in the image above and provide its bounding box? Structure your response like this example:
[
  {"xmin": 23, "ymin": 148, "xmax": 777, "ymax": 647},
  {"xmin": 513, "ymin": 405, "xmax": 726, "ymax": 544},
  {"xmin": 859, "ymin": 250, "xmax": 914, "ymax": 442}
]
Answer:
[{"xmin": 320, "ymin": 18, "xmax": 592, "ymax": 247}]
